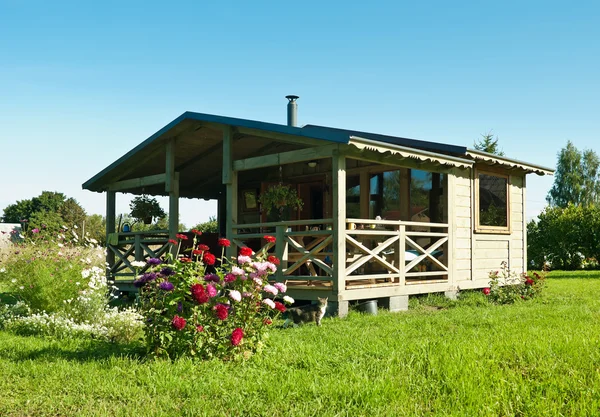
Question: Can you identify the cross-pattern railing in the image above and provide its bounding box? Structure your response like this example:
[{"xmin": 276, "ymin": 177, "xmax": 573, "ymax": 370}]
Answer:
[
  {"xmin": 231, "ymin": 219, "xmax": 334, "ymax": 285},
  {"xmin": 107, "ymin": 230, "xmax": 170, "ymax": 279},
  {"xmin": 344, "ymin": 218, "xmax": 449, "ymax": 287}
]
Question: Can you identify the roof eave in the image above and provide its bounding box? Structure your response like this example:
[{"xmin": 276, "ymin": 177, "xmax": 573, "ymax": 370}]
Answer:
[{"xmin": 466, "ymin": 149, "xmax": 554, "ymax": 176}]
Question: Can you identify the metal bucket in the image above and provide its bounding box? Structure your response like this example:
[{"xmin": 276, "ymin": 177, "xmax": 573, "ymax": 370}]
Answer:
[{"xmin": 357, "ymin": 300, "xmax": 378, "ymax": 315}]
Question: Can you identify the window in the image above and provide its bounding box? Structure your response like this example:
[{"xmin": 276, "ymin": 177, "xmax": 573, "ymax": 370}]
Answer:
[{"xmin": 476, "ymin": 170, "xmax": 509, "ymax": 232}]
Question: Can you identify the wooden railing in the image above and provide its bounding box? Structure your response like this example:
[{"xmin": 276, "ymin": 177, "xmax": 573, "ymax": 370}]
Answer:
[
  {"xmin": 107, "ymin": 230, "xmax": 170, "ymax": 279},
  {"xmin": 344, "ymin": 218, "xmax": 449, "ymax": 287},
  {"xmin": 231, "ymin": 219, "xmax": 334, "ymax": 285}
]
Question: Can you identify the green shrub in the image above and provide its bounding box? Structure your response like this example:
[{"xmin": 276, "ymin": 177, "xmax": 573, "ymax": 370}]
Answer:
[{"xmin": 483, "ymin": 262, "xmax": 546, "ymax": 304}]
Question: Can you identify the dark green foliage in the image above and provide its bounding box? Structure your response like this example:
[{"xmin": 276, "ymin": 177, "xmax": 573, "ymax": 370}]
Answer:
[
  {"xmin": 1, "ymin": 191, "xmax": 87, "ymax": 233},
  {"xmin": 129, "ymin": 195, "xmax": 166, "ymax": 224},
  {"xmin": 473, "ymin": 132, "xmax": 505, "ymax": 156},
  {"xmin": 528, "ymin": 204, "xmax": 600, "ymax": 270},
  {"xmin": 190, "ymin": 216, "xmax": 218, "ymax": 233},
  {"xmin": 547, "ymin": 141, "xmax": 600, "ymax": 207}
]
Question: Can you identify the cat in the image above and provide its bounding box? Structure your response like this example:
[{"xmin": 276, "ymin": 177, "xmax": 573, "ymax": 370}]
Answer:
[{"xmin": 283, "ymin": 297, "xmax": 328, "ymax": 327}]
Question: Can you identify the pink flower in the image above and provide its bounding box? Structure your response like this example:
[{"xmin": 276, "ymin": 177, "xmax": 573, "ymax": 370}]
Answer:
[
  {"xmin": 237, "ymin": 255, "xmax": 252, "ymax": 265},
  {"xmin": 229, "ymin": 290, "xmax": 242, "ymax": 302},
  {"xmin": 262, "ymin": 299, "xmax": 275, "ymax": 309},
  {"xmin": 253, "ymin": 277, "xmax": 263, "ymax": 286},
  {"xmin": 263, "ymin": 284, "xmax": 278, "ymax": 295},
  {"xmin": 231, "ymin": 266, "xmax": 245, "ymax": 276},
  {"xmin": 482, "ymin": 287, "xmax": 491, "ymax": 296},
  {"xmin": 31, "ymin": 228, "xmax": 40, "ymax": 234},
  {"xmin": 231, "ymin": 327, "xmax": 244, "ymax": 346},
  {"xmin": 224, "ymin": 273, "xmax": 236, "ymax": 283},
  {"xmin": 206, "ymin": 284, "xmax": 218, "ymax": 298},
  {"xmin": 196, "ymin": 325, "xmax": 204, "ymax": 332},
  {"xmin": 273, "ymin": 282, "xmax": 287, "ymax": 293}
]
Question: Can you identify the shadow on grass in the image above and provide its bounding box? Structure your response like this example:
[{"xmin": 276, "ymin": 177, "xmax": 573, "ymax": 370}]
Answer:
[
  {"xmin": 547, "ymin": 270, "xmax": 600, "ymax": 279},
  {"xmin": 1, "ymin": 336, "xmax": 147, "ymax": 363}
]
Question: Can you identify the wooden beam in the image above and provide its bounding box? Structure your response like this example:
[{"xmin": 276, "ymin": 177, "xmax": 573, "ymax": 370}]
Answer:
[
  {"xmin": 345, "ymin": 147, "xmax": 453, "ymax": 174},
  {"xmin": 359, "ymin": 170, "xmax": 369, "ymax": 218},
  {"xmin": 233, "ymin": 144, "xmax": 338, "ymax": 171},
  {"xmin": 332, "ymin": 151, "xmax": 346, "ymax": 297},
  {"xmin": 106, "ymin": 191, "xmax": 116, "ymax": 272},
  {"xmin": 165, "ymin": 139, "xmax": 176, "ymax": 193},
  {"xmin": 224, "ymin": 127, "xmax": 237, "ymax": 257},
  {"xmin": 236, "ymin": 126, "xmax": 327, "ymax": 147},
  {"xmin": 107, "ymin": 173, "xmax": 167, "ymax": 192}
]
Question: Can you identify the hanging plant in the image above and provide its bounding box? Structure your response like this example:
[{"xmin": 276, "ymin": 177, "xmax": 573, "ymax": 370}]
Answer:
[
  {"xmin": 259, "ymin": 184, "xmax": 303, "ymax": 220},
  {"xmin": 129, "ymin": 195, "xmax": 166, "ymax": 224}
]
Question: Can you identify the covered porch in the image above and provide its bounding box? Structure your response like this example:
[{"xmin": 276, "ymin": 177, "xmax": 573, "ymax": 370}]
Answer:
[{"xmin": 83, "ymin": 112, "xmax": 473, "ymax": 314}]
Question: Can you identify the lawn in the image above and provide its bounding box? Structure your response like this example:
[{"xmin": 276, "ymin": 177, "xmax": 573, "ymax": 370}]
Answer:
[{"xmin": 0, "ymin": 272, "xmax": 599, "ymax": 417}]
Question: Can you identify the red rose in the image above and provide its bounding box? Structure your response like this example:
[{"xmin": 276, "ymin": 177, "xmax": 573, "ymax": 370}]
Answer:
[
  {"xmin": 215, "ymin": 304, "xmax": 229, "ymax": 320},
  {"xmin": 239, "ymin": 247, "xmax": 253, "ymax": 256},
  {"xmin": 192, "ymin": 249, "xmax": 203, "ymax": 255},
  {"xmin": 267, "ymin": 255, "xmax": 280, "ymax": 266},
  {"xmin": 168, "ymin": 239, "xmax": 178, "ymax": 245},
  {"xmin": 191, "ymin": 283, "xmax": 209, "ymax": 304},
  {"xmin": 218, "ymin": 238, "xmax": 231, "ymax": 247},
  {"xmin": 196, "ymin": 325, "xmax": 204, "ymax": 332},
  {"xmin": 197, "ymin": 244, "xmax": 210, "ymax": 251},
  {"xmin": 263, "ymin": 235, "xmax": 276, "ymax": 243},
  {"xmin": 482, "ymin": 287, "xmax": 491, "ymax": 296},
  {"xmin": 172, "ymin": 315, "xmax": 186, "ymax": 331},
  {"xmin": 525, "ymin": 278, "xmax": 534, "ymax": 286},
  {"xmin": 231, "ymin": 327, "xmax": 244, "ymax": 346},
  {"xmin": 203, "ymin": 253, "xmax": 216, "ymax": 266},
  {"xmin": 176, "ymin": 233, "xmax": 188, "ymax": 240},
  {"xmin": 191, "ymin": 229, "xmax": 202, "ymax": 236},
  {"xmin": 274, "ymin": 301, "xmax": 286, "ymax": 313}
]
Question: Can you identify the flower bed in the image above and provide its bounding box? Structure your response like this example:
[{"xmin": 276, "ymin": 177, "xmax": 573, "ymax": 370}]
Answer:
[{"xmin": 136, "ymin": 233, "xmax": 293, "ymax": 360}]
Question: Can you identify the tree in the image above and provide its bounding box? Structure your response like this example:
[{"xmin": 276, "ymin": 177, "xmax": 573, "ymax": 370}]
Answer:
[
  {"xmin": 474, "ymin": 132, "xmax": 505, "ymax": 156},
  {"xmin": 1, "ymin": 191, "xmax": 87, "ymax": 233},
  {"xmin": 547, "ymin": 141, "xmax": 600, "ymax": 207},
  {"xmin": 129, "ymin": 195, "xmax": 166, "ymax": 224},
  {"xmin": 190, "ymin": 216, "xmax": 218, "ymax": 233}
]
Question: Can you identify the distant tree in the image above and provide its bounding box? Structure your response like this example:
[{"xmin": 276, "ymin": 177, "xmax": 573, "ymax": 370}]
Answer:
[
  {"xmin": 190, "ymin": 216, "xmax": 218, "ymax": 233},
  {"xmin": 547, "ymin": 141, "xmax": 600, "ymax": 207},
  {"xmin": 474, "ymin": 132, "xmax": 505, "ymax": 156},
  {"xmin": 85, "ymin": 214, "xmax": 106, "ymax": 246},
  {"xmin": 1, "ymin": 191, "xmax": 87, "ymax": 233}
]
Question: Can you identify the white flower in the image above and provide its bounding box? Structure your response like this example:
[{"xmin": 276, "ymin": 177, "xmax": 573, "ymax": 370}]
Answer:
[
  {"xmin": 19, "ymin": 286, "xmax": 24, "ymax": 290},
  {"xmin": 57, "ymin": 243, "xmax": 64, "ymax": 248},
  {"xmin": 229, "ymin": 290, "xmax": 242, "ymax": 302},
  {"xmin": 75, "ymin": 282, "xmax": 80, "ymax": 286},
  {"xmin": 0, "ymin": 268, "xmax": 6, "ymax": 273},
  {"xmin": 283, "ymin": 295, "xmax": 295, "ymax": 304},
  {"xmin": 73, "ymin": 225, "xmax": 78, "ymax": 229},
  {"xmin": 262, "ymin": 299, "xmax": 275, "ymax": 309},
  {"xmin": 11, "ymin": 279, "xmax": 16, "ymax": 283},
  {"xmin": 131, "ymin": 261, "xmax": 146, "ymax": 268}
]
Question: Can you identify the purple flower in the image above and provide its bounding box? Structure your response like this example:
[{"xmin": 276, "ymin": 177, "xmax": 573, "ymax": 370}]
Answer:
[
  {"xmin": 159, "ymin": 281, "xmax": 175, "ymax": 291},
  {"xmin": 204, "ymin": 273, "xmax": 220, "ymax": 283},
  {"xmin": 177, "ymin": 301, "xmax": 183, "ymax": 313},
  {"xmin": 133, "ymin": 278, "xmax": 147, "ymax": 288},
  {"xmin": 141, "ymin": 272, "xmax": 157, "ymax": 282},
  {"xmin": 224, "ymin": 273, "xmax": 236, "ymax": 283},
  {"xmin": 147, "ymin": 258, "xmax": 162, "ymax": 266},
  {"xmin": 160, "ymin": 267, "xmax": 175, "ymax": 277}
]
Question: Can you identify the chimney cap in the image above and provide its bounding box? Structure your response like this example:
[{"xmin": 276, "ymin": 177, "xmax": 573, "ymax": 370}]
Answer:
[{"xmin": 285, "ymin": 95, "xmax": 299, "ymax": 102}]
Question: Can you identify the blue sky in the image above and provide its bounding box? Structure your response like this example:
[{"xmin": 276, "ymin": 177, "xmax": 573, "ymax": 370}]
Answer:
[{"xmin": 1, "ymin": 1, "xmax": 598, "ymax": 227}]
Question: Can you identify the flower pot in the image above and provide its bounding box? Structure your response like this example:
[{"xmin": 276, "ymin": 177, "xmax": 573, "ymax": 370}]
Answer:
[{"xmin": 357, "ymin": 300, "xmax": 378, "ymax": 315}]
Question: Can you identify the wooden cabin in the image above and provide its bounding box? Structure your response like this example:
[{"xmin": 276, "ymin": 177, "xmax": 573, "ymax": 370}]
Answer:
[{"xmin": 82, "ymin": 106, "xmax": 553, "ymax": 316}]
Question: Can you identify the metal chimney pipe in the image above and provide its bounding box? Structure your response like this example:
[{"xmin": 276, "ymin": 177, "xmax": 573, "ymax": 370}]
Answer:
[{"xmin": 285, "ymin": 95, "xmax": 299, "ymax": 127}]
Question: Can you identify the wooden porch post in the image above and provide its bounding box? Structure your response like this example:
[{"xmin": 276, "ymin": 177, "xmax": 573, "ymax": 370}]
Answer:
[
  {"xmin": 106, "ymin": 191, "xmax": 116, "ymax": 274},
  {"xmin": 223, "ymin": 126, "xmax": 238, "ymax": 257},
  {"xmin": 332, "ymin": 150, "xmax": 348, "ymax": 317},
  {"xmin": 166, "ymin": 139, "xmax": 179, "ymax": 256}
]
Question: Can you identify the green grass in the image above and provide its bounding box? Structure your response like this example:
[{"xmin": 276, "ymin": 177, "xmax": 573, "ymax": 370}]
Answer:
[{"xmin": 1, "ymin": 275, "xmax": 600, "ymax": 416}]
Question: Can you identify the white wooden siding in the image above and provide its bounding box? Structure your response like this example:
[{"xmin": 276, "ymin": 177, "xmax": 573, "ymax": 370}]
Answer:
[{"xmin": 453, "ymin": 168, "xmax": 472, "ymax": 281}]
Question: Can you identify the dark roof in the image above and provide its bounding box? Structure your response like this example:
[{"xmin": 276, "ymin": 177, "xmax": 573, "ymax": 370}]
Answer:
[{"xmin": 301, "ymin": 124, "xmax": 466, "ymax": 155}]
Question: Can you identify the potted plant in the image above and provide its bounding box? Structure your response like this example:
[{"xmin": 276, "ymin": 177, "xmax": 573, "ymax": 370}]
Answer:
[
  {"xmin": 129, "ymin": 195, "xmax": 166, "ymax": 224},
  {"xmin": 258, "ymin": 184, "xmax": 303, "ymax": 221}
]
